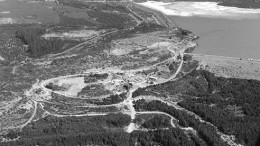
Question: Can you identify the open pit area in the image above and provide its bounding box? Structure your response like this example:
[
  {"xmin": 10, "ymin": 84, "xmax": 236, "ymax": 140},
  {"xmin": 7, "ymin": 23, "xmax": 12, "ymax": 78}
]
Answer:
[{"xmin": 0, "ymin": 1, "xmax": 260, "ymax": 146}]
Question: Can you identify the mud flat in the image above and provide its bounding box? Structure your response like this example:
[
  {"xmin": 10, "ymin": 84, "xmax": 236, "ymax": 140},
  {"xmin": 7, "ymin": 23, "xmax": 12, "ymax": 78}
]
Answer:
[{"xmin": 192, "ymin": 54, "xmax": 260, "ymax": 80}]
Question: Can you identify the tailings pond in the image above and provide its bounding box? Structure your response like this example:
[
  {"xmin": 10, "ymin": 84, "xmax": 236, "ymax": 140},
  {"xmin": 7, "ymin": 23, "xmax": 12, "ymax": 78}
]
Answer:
[
  {"xmin": 141, "ymin": 1, "xmax": 260, "ymax": 59},
  {"xmin": 172, "ymin": 16, "xmax": 260, "ymax": 59}
]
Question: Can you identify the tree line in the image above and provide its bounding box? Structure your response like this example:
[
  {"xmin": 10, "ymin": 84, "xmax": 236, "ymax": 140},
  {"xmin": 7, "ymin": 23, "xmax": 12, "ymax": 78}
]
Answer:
[{"xmin": 15, "ymin": 27, "xmax": 70, "ymax": 58}]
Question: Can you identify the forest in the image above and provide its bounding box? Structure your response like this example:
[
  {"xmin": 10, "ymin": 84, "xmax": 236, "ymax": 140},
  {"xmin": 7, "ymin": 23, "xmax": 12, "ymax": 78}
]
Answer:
[
  {"xmin": 130, "ymin": 128, "xmax": 205, "ymax": 146},
  {"xmin": 133, "ymin": 69, "xmax": 260, "ymax": 146},
  {"xmin": 87, "ymin": 10, "xmax": 132, "ymax": 29},
  {"xmin": 133, "ymin": 99, "xmax": 228, "ymax": 146},
  {"xmin": 2, "ymin": 113, "xmax": 208, "ymax": 146},
  {"xmin": 58, "ymin": 0, "xmax": 135, "ymax": 29},
  {"xmin": 137, "ymin": 115, "xmax": 171, "ymax": 129},
  {"xmin": 3, "ymin": 114, "xmax": 131, "ymax": 146},
  {"xmin": 84, "ymin": 73, "xmax": 109, "ymax": 83},
  {"xmin": 15, "ymin": 27, "xmax": 77, "ymax": 58},
  {"xmin": 94, "ymin": 93, "xmax": 127, "ymax": 105},
  {"xmin": 58, "ymin": 0, "xmax": 129, "ymax": 13},
  {"xmin": 177, "ymin": 70, "xmax": 260, "ymax": 146}
]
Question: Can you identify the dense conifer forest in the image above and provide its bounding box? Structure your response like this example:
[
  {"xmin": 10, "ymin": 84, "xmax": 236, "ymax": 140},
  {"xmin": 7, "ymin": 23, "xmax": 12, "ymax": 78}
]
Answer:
[
  {"xmin": 15, "ymin": 27, "xmax": 77, "ymax": 58},
  {"xmin": 133, "ymin": 70, "xmax": 260, "ymax": 146}
]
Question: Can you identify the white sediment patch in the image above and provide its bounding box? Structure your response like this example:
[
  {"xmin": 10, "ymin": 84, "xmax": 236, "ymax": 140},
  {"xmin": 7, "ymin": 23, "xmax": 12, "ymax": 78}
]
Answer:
[
  {"xmin": 19, "ymin": 100, "xmax": 33, "ymax": 110},
  {"xmin": 52, "ymin": 77, "xmax": 87, "ymax": 97},
  {"xmin": 110, "ymin": 48, "xmax": 132, "ymax": 56},
  {"xmin": 125, "ymin": 122, "xmax": 137, "ymax": 133},
  {"xmin": 148, "ymin": 42, "xmax": 172, "ymax": 49},
  {"xmin": 0, "ymin": 55, "xmax": 4, "ymax": 61},
  {"xmin": 139, "ymin": 1, "xmax": 260, "ymax": 19},
  {"xmin": 0, "ymin": 18, "xmax": 17, "ymax": 25},
  {"xmin": 1, "ymin": 11, "xmax": 10, "ymax": 14},
  {"xmin": 42, "ymin": 30, "xmax": 100, "ymax": 40}
]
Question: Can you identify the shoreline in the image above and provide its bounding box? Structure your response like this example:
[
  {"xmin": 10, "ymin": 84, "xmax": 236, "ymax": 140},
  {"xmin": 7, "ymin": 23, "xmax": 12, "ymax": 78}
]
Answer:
[
  {"xmin": 135, "ymin": 1, "xmax": 260, "ymax": 80},
  {"xmin": 138, "ymin": 1, "xmax": 260, "ymax": 60},
  {"xmin": 188, "ymin": 53, "xmax": 260, "ymax": 63},
  {"xmin": 192, "ymin": 53, "xmax": 260, "ymax": 81}
]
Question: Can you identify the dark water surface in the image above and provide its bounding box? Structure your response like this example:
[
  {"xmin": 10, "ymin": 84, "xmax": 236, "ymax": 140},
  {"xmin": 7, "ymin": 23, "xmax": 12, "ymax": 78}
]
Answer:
[
  {"xmin": 0, "ymin": 0, "xmax": 58, "ymax": 24},
  {"xmin": 170, "ymin": 16, "xmax": 260, "ymax": 59}
]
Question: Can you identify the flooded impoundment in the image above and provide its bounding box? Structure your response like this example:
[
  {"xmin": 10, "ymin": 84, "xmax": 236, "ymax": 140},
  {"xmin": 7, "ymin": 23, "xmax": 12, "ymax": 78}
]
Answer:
[
  {"xmin": 172, "ymin": 16, "xmax": 260, "ymax": 59},
  {"xmin": 141, "ymin": 1, "xmax": 260, "ymax": 59}
]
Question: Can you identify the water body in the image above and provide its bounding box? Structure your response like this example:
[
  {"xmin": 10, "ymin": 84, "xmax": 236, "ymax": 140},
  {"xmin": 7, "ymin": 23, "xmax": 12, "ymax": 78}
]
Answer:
[
  {"xmin": 172, "ymin": 16, "xmax": 260, "ymax": 59},
  {"xmin": 140, "ymin": 1, "xmax": 260, "ymax": 59},
  {"xmin": 0, "ymin": 0, "xmax": 59, "ymax": 24}
]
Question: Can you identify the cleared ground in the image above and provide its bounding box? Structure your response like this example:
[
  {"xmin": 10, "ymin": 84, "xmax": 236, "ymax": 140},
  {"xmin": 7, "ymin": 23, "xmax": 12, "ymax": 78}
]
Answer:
[{"xmin": 192, "ymin": 53, "xmax": 260, "ymax": 80}]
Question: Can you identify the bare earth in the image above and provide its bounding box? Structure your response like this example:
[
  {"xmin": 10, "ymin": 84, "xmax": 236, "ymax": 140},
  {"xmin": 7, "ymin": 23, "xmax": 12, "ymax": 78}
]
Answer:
[{"xmin": 192, "ymin": 54, "xmax": 260, "ymax": 80}]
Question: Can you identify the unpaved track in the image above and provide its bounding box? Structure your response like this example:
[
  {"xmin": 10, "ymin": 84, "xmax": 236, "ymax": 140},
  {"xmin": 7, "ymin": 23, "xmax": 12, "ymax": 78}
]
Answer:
[
  {"xmin": 46, "ymin": 111, "xmax": 111, "ymax": 118},
  {"xmin": 27, "ymin": 39, "xmax": 185, "ymax": 133},
  {"xmin": 23, "ymin": 38, "xmax": 241, "ymax": 146},
  {"xmin": 11, "ymin": 65, "xmax": 18, "ymax": 75},
  {"xmin": 136, "ymin": 111, "xmax": 177, "ymax": 128},
  {"xmin": 3, "ymin": 100, "xmax": 37, "ymax": 130},
  {"xmin": 19, "ymin": 100, "xmax": 37, "ymax": 129},
  {"xmin": 14, "ymin": 5, "xmax": 241, "ymax": 145},
  {"xmin": 49, "ymin": 29, "xmax": 119, "ymax": 58}
]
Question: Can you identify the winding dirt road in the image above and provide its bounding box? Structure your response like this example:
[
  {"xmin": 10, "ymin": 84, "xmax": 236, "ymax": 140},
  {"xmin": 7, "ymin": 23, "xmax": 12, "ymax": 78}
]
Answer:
[
  {"xmin": 1, "ymin": 3, "xmax": 243, "ymax": 146},
  {"xmin": 19, "ymin": 37, "xmax": 241, "ymax": 146}
]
